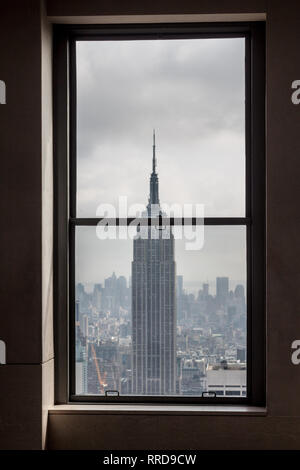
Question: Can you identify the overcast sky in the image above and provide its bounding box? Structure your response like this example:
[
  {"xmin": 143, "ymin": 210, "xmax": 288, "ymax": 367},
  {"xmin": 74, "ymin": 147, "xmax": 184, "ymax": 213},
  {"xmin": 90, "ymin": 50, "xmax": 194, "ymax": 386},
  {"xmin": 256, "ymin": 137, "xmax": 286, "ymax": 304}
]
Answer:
[{"xmin": 75, "ymin": 37, "xmax": 246, "ymax": 289}]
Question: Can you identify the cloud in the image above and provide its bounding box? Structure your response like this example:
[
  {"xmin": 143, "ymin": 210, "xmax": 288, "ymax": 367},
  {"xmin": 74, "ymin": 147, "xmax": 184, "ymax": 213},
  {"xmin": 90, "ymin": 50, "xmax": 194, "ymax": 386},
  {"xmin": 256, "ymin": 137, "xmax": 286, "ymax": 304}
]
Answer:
[{"xmin": 75, "ymin": 37, "xmax": 246, "ymax": 286}]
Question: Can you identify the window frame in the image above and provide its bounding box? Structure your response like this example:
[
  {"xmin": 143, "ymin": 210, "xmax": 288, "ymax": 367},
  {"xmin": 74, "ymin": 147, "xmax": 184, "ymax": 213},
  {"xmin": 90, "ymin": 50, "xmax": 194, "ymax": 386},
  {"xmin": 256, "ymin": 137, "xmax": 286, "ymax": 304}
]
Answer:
[{"xmin": 53, "ymin": 21, "xmax": 265, "ymax": 406}]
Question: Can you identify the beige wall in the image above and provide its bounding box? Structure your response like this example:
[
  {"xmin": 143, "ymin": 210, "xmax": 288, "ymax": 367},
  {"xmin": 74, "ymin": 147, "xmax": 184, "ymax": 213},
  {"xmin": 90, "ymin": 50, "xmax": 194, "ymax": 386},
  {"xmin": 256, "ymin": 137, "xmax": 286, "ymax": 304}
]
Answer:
[{"xmin": 1, "ymin": 0, "xmax": 300, "ymax": 449}]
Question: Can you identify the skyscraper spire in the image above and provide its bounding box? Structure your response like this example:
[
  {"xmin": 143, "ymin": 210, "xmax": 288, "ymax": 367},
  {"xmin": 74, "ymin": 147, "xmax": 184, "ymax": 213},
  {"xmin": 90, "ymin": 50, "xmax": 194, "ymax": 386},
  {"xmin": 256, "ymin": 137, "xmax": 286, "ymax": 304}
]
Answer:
[
  {"xmin": 152, "ymin": 129, "xmax": 156, "ymax": 173},
  {"xmin": 148, "ymin": 130, "xmax": 160, "ymax": 211}
]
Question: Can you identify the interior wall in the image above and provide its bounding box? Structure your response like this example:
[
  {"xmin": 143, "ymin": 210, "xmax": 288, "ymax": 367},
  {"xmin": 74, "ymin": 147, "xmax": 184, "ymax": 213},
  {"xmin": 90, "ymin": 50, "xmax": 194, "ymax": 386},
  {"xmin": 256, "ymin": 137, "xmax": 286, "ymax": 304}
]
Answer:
[
  {"xmin": 46, "ymin": 0, "xmax": 267, "ymax": 17},
  {"xmin": 41, "ymin": 0, "xmax": 54, "ymax": 449},
  {"xmin": 265, "ymin": 0, "xmax": 300, "ymax": 417},
  {"xmin": 0, "ymin": 0, "xmax": 53, "ymax": 450},
  {"xmin": 0, "ymin": 0, "xmax": 43, "ymax": 450}
]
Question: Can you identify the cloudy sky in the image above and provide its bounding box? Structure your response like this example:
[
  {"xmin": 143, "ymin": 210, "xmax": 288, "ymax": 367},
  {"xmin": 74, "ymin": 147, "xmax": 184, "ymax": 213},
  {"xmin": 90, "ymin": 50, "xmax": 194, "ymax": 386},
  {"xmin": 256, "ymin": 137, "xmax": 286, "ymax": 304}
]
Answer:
[{"xmin": 75, "ymin": 37, "xmax": 246, "ymax": 289}]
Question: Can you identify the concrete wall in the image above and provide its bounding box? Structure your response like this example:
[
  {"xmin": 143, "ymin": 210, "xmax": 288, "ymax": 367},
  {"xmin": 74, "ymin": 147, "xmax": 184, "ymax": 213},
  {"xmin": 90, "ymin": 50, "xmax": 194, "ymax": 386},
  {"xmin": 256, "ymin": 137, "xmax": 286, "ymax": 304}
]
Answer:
[{"xmin": 1, "ymin": 0, "xmax": 300, "ymax": 449}]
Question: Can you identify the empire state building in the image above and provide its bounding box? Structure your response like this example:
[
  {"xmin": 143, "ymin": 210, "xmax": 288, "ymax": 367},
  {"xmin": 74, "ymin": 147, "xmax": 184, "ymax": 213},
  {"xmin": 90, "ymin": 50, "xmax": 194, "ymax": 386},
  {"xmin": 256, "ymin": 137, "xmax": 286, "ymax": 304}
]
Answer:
[{"xmin": 131, "ymin": 131, "xmax": 176, "ymax": 395}]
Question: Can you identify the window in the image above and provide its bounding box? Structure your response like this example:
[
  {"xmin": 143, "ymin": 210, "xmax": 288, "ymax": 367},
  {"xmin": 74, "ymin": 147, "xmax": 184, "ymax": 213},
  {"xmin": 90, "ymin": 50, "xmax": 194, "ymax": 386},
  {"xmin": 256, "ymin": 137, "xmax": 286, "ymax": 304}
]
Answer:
[{"xmin": 54, "ymin": 22, "xmax": 265, "ymax": 405}]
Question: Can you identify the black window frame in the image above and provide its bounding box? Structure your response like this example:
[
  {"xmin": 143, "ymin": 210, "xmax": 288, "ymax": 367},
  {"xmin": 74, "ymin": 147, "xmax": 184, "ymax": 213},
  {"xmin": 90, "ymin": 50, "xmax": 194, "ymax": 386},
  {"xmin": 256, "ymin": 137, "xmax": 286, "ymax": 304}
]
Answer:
[{"xmin": 53, "ymin": 21, "xmax": 265, "ymax": 406}]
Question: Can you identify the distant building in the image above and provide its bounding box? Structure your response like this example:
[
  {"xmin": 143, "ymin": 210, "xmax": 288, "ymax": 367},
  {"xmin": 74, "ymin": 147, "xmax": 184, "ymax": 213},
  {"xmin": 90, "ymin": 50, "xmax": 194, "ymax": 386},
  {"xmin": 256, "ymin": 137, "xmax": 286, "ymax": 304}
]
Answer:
[
  {"xmin": 176, "ymin": 275, "xmax": 184, "ymax": 322},
  {"xmin": 131, "ymin": 131, "xmax": 176, "ymax": 395},
  {"xmin": 181, "ymin": 358, "xmax": 206, "ymax": 395},
  {"xmin": 75, "ymin": 300, "xmax": 80, "ymax": 322},
  {"xmin": 237, "ymin": 347, "xmax": 246, "ymax": 362},
  {"xmin": 202, "ymin": 283, "xmax": 209, "ymax": 298},
  {"xmin": 206, "ymin": 361, "xmax": 246, "ymax": 397},
  {"xmin": 75, "ymin": 329, "xmax": 87, "ymax": 394},
  {"xmin": 216, "ymin": 277, "xmax": 229, "ymax": 306},
  {"xmin": 93, "ymin": 283, "xmax": 102, "ymax": 310},
  {"xmin": 234, "ymin": 284, "xmax": 245, "ymax": 299}
]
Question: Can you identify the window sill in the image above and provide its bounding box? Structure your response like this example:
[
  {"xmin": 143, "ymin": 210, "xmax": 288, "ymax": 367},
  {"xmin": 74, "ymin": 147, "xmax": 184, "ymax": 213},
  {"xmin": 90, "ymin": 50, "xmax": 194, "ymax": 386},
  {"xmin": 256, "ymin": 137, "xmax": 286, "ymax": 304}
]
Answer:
[{"xmin": 48, "ymin": 404, "xmax": 267, "ymax": 416}]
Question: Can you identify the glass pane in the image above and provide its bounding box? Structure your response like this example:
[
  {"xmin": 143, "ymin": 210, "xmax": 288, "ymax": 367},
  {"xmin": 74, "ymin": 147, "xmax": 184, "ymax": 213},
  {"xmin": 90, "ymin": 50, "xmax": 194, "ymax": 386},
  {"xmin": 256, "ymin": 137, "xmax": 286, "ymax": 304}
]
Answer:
[
  {"xmin": 76, "ymin": 38, "xmax": 245, "ymax": 218},
  {"xmin": 75, "ymin": 225, "xmax": 247, "ymax": 397}
]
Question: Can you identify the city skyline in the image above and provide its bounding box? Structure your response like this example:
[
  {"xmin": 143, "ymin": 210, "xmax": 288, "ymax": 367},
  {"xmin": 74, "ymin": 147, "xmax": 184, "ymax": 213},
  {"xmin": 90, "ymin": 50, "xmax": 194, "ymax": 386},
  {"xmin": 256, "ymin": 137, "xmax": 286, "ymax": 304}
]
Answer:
[
  {"xmin": 75, "ymin": 38, "xmax": 247, "ymax": 397},
  {"xmin": 77, "ymin": 276, "xmax": 246, "ymax": 296},
  {"xmin": 75, "ymin": 135, "xmax": 247, "ymax": 397},
  {"xmin": 75, "ymin": 268, "xmax": 247, "ymax": 397},
  {"xmin": 75, "ymin": 225, "xmax": 247, "ymax": 288}
]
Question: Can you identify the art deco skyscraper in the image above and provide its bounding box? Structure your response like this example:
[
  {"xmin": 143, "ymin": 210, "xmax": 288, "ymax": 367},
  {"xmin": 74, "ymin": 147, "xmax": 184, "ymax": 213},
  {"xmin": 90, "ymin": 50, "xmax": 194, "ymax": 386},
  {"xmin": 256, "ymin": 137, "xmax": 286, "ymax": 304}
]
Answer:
[{"xmin": 131, "ymin": 131, "xmax": 176, "ymax": 395}]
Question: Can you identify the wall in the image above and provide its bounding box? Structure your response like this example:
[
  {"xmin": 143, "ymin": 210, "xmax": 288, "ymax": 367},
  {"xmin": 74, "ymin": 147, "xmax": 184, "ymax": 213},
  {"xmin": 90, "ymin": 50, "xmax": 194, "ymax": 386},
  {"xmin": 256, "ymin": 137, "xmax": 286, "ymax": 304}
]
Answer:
[
  {"xmin": 1, "ymin": 0, "xmax": 300, "ymax": 450},
  {"xmin": 266, "ymin": 0, "xmax": 300, "ymax": 417},
  {"xmin": 0, "ymin": 0, "xmax": 53, "ymax": 450}
]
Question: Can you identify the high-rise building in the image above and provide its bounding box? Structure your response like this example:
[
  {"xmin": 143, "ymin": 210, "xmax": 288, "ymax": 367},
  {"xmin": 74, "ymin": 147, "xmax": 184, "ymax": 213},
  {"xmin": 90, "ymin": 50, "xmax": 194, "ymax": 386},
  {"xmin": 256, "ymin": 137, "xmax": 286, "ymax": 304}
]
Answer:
[
  {"xmin": 216, "ymin": 277, "xmax": 229, "ymax": 306},
  {"xmin": 131, "ymin": 131, "xmax": 176, "ymax": 395},
  {"xmin": 202, "ymin": 283, "xmax": 209, "ymax": 298},
  {"xmin": 176, "ymin": 275, "xmax": 184, "ymax": 322},
  {"xmin": 75, "ymin": 325, "xmax": 88, "ymax": 394},
  {"xmin": 177, "ymin": 275, "xmax": 183, "ymax": 296}
]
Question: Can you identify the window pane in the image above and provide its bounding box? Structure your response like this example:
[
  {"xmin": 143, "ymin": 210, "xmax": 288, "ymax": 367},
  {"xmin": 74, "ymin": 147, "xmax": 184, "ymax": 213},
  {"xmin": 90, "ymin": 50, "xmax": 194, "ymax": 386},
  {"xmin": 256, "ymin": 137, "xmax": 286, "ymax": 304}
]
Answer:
[
  {"xmin": 76, "ymin": 38, "xmax": 245, "ymax": 218},
  {"xmin": 75, "ymin": 225, "xmax": 247, "ymax": 396}
]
